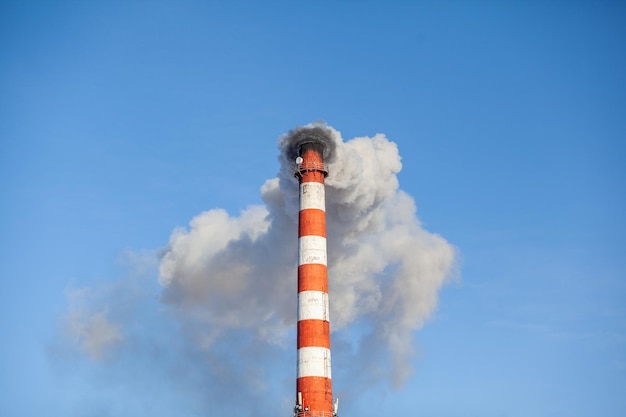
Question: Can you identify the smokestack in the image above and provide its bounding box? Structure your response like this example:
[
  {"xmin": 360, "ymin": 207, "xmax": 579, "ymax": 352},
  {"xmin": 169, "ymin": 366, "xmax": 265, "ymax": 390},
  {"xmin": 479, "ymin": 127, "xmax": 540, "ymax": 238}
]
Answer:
[{"xmin": 293, "ymin": 138, "xmax": 335, "ymax": 417}]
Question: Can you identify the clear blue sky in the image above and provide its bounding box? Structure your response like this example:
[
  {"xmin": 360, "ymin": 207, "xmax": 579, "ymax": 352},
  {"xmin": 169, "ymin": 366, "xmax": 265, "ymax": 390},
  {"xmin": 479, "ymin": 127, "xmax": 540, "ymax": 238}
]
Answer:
[{"xmin": 1, "ymin": 1, "xmax": 625, "ymax": 416}]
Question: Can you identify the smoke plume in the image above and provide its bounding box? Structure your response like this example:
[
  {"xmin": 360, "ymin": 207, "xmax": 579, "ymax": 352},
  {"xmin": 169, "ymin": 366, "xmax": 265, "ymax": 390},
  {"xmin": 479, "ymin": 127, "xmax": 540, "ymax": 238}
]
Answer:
[
  {"xmin": 280, "ymin": 123, "xmax": 337, "ymax": 163},
  {"xmin": 59, "ymin": 122, "xmax": 456, "ymax": 414},
  {"xmin": 159, "ymin": 122, "xmax": 456, "ymax": 387}
]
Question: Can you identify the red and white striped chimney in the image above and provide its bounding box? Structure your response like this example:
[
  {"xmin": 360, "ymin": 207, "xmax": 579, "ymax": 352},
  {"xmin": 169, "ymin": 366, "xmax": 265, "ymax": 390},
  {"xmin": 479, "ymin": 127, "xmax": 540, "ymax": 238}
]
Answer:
[{"xmin": 293, "ymin": 141, "xmax": 336, "ymax": 417}]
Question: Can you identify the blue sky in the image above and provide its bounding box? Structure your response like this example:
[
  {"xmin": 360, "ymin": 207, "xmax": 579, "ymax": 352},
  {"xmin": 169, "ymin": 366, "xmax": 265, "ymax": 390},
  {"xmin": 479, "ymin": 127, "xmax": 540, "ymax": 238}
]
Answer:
[{"xmin": 1, "ymin": 1, "xmax": 625, "ymax": 416}]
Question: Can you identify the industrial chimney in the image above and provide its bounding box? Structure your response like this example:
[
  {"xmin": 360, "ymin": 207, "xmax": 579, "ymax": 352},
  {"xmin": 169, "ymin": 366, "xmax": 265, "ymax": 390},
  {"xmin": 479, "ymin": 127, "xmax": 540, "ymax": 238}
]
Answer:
[{"xmin": 293, "ymin": 140, "xmax": 338, "ymax": 417}]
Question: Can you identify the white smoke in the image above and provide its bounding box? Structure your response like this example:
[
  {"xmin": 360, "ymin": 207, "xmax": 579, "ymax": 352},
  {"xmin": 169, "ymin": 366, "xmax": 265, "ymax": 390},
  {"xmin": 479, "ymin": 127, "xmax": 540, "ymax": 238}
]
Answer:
[
  {"xmin": 64, "ymin": 289, "xmax": 124, "ymax": 360},
  {"xmin": 58, "ymin": 123, "xmax": 456, "ymax": 415},
  {"xmin": 61, "ymin": 251, "xmax": 159, "ymax": 361},
  {"xmin": 158, "ymin": 122, "xmax": 456, "ymax": 387}
]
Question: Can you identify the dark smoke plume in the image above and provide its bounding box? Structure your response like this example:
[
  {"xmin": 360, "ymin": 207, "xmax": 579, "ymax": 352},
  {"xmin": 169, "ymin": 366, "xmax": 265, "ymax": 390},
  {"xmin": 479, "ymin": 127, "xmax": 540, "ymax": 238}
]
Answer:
[{"xmin": 279, "ymin": 122, "xmax": 338, "ymax": 165}]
